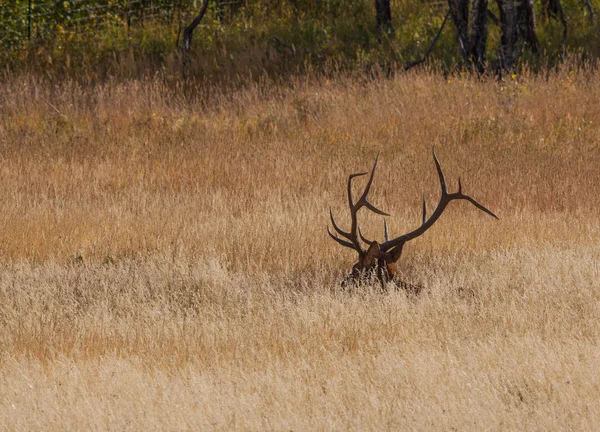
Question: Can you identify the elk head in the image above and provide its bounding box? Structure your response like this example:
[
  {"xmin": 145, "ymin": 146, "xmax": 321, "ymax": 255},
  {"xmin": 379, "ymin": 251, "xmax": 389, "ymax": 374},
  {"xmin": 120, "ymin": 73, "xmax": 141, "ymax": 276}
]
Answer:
[{"xmin": 328, "ymin": 149, "xmax": 498, "ymax": 289}]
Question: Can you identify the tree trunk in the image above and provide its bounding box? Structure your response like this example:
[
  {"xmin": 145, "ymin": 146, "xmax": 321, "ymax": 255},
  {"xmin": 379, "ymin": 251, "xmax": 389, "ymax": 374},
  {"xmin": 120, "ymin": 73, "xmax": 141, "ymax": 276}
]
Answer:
[
  {"xmin": 496, "ymin": 0, "xmax": 516, "ymax": 71},
  {"xmin": 447, "ymin": 0, "xmax": 487, "ymax": 72},
  {"xmin": 541, "ymin": 0, "xmax": 562, "ymax": 19},
  {"xmin": 517, "ymin": 0, "xmax": 539, "ymax": 53},
  {"xmin": 375, "ymin": 0, "xmax": 394, "ymax": 35},
  {"xmin": 183, "ymin": 0, "xmax": 210, "ymax": 55},
  {"xmin": 470, "ymin": 0, "xmax": 489, "ymax": 73},
  {"xmin": 182, "ymin": 0, "xmax": 210, "ymax": 75},
  {"xmin": 447, "ymin": 0, "xmax": 470, "ymax": 58}
]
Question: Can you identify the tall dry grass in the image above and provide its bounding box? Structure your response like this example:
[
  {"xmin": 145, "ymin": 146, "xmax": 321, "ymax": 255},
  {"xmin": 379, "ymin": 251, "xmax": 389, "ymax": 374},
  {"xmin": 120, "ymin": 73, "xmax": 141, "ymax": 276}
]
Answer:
[{"xmin": 1, "ymin": 68, "xmax": 599, "ymax": 430}]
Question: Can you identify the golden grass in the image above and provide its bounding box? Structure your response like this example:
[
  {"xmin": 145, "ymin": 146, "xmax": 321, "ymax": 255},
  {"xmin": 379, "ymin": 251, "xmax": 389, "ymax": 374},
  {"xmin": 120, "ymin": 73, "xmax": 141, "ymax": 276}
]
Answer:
[{"xmin": 1, "ymin": 69, "xmax": 600, "ymax": 429}]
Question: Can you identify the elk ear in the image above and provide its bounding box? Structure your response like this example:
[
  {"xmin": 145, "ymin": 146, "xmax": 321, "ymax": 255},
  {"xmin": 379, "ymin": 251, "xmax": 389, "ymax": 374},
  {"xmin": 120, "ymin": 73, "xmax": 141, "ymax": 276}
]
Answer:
[{"xmin": 363, "ymin": 242, "xmax": 381, "ymax": 267}]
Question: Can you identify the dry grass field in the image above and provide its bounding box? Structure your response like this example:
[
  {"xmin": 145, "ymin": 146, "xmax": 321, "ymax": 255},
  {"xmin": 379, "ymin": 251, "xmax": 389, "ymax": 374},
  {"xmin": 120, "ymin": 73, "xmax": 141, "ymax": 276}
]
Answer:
[{"xmin": 1, "ymin": 67, "xmax": 600, "ymax": 430}]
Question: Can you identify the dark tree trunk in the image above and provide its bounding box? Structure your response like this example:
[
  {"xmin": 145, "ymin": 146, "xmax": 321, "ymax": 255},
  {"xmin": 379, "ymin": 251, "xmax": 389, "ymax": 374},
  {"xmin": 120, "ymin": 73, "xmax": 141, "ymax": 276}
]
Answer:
[
  {"xmin": 182, "ymin": 0, "xmax": 210, "ymax": 74},
  {"xmin": 470, "ymin": 0, "xmax": 489, "ymax": 73},
  {"xmin": 375, "ymin": 0, "xmax": 394, "ymax": 35},
  {"xmin": 446, "ymin": 0, "xmax": 541, "ymax": 73},
  {"xmin": 183, "ymin": 0, "xmax": 210, "ymax": 55},
  {"xmin": 517, "ymin": 0, "xmax": 539, "ymax": 53},
  {"xmin": 447, "ymin": 0, "xmax": 487, "ymax": 72},
  {"xmin": 447, "ymin": 0, "xmax": 470, "ymax": 58},
  {"xmin": 496, "ymin": 0, "xmax": 516, "ymax": 71},
  {"xmin": 541, "ymin": 0, "xmax": 562, "ymax": 19}
]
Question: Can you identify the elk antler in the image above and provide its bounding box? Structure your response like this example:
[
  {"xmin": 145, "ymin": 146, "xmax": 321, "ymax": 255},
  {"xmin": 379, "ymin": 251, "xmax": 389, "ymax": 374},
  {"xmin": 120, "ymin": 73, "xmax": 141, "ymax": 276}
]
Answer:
[
  {"xmin": 379, "ymin": 148, "xmax": 498, "ymax": 261},
  {"xmin": 328, "ymin": 149, "xmax": 498, "ymax": 286},
  {"xmin": 328, "ymin": 154, "xmax": 389, "ymax": 258}
]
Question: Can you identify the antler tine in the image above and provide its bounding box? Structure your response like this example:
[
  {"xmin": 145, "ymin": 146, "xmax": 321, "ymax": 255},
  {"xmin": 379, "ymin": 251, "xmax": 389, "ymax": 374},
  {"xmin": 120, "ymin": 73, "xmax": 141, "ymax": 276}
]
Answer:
[
  {"xmin": 354, "ymin": 154, "xmax": 390, "ymax": 217},
  {"xmin": 329, "ymin": 209, "xmax": 352, "ymax": 240},
  {"xmin": 327, "ymin": 227, "xmax": 356, "ymax": 249},
  {"xmin": 347, "ymin": 172, "xmax": 368, "ymax": 208},
  {"xmin": 349, "ymin": 155, "xmax": 389, "ymax": 252},
  {"xmin": 432, "ymin": 147, "xmax": 448, "ymax": 196},
  {"xmin": 358, "ymin": 226, "xmax": 374, "ymax": 246},
  {"xmin": 363, "ymin": 201, "xmax": 390, "ymax": 216},
  {"xmin": 338, "ymin": 170, "xmax": 369, "ymax": 255},
  {"xmin": 329, "ymin": 154, "xmax": 393, "ymax": 257},
  {"xmin": 459, "ymin": 195, "xmax": 500, "ymax": 220},
  {"xmin": 358, "ymin": 154, "xmax": 379, "ymax": 203},
  {"xmin": 383, "ymin": 219, "xmax": 389, "ymax": 242},
  {"xmin": 454, "ymin": 176, "xmax": 499, "ymax": 220}
]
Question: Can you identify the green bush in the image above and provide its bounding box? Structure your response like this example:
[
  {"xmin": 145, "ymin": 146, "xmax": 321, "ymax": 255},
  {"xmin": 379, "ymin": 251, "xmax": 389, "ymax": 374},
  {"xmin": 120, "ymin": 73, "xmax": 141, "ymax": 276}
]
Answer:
[{"xmin": 1, "ymin": 0, "xmax": 599, "ymax": 81}]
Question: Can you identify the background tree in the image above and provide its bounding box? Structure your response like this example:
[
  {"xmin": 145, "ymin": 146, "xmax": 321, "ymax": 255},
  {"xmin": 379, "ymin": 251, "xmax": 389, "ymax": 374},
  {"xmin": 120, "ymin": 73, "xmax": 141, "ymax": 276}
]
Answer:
[
  {"xmin": 446, "ymin": 0, "xmax": 544, "ymax": 72},
  {"xmin": 375, "ymin": 0, "xmax": 394, "ymax": 35}
]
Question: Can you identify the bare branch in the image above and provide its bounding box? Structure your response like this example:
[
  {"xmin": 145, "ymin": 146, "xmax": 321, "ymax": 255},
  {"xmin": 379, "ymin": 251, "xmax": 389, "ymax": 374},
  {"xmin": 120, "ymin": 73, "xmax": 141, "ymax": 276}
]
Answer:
[
  {"xmin": 404, "ymin": 10, "xmax": 451, "ymax": 71},
  {"xmin": 182, "ymin": 0, "xmax": 210, "ymax": 69}
]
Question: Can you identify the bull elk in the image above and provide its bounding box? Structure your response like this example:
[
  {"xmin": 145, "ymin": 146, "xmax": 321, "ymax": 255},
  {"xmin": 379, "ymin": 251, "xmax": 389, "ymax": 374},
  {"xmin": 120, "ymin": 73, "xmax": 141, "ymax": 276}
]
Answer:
[{"xmin": 328, "ymin": 149, "xmax": 498, "ymax": 291}]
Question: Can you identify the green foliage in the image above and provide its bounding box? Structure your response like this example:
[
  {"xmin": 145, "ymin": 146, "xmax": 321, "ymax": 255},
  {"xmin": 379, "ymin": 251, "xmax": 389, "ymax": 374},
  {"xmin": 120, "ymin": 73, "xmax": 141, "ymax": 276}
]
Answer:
[{"xmin": 1, "ymin": 0, "xmax": 600, "ymax": 80}]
